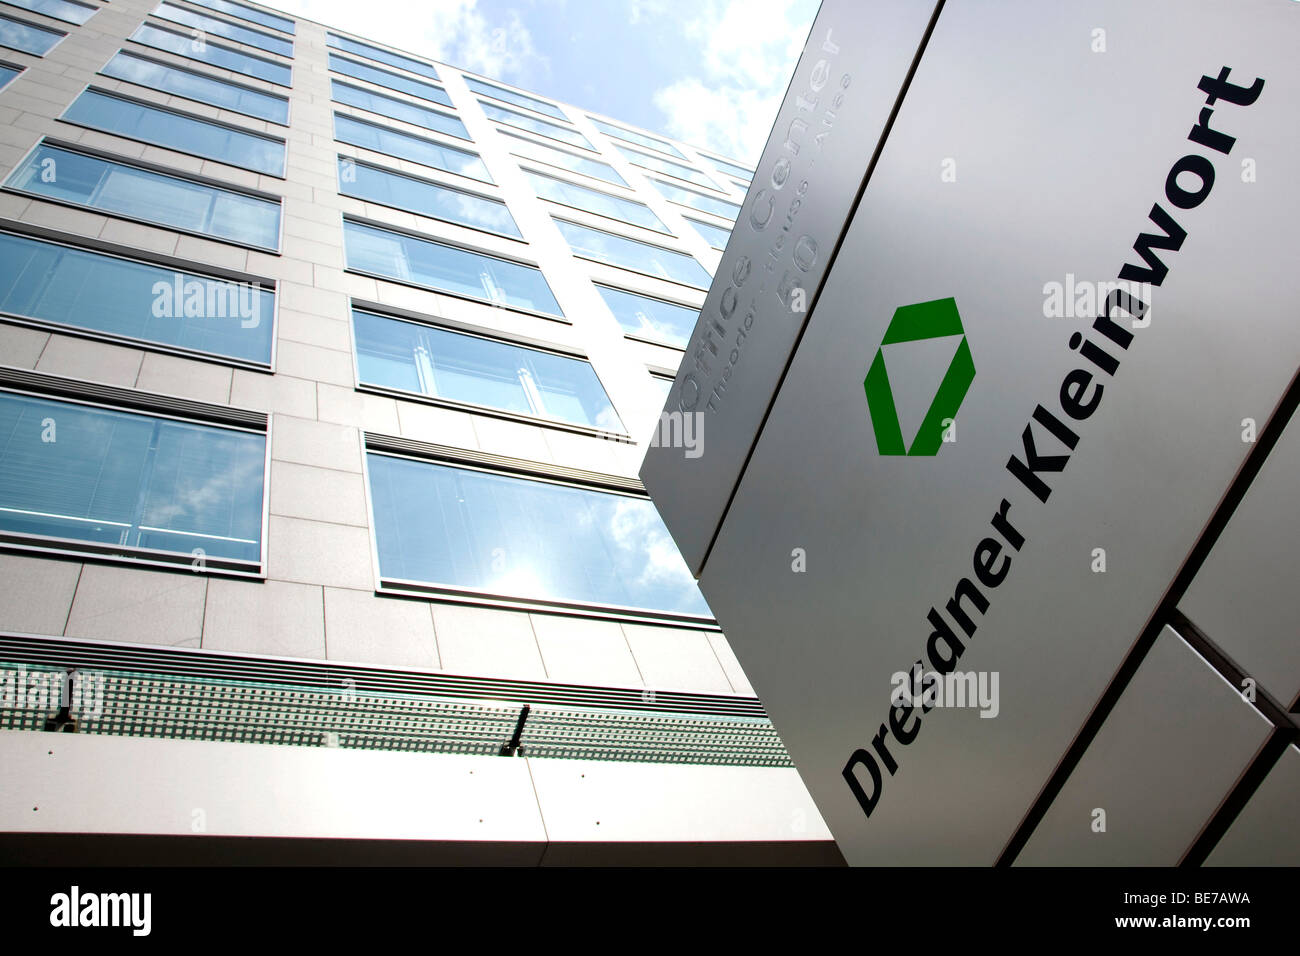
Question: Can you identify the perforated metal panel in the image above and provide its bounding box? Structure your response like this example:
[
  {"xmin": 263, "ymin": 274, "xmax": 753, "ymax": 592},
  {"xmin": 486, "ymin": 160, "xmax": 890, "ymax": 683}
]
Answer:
[{"xmin": 0, "ymin": 656, "xmax": 791, "ymax": 766}]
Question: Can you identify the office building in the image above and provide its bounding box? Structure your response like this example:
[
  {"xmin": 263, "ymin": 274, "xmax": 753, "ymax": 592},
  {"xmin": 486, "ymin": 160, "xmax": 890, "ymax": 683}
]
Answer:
[{"xmin": 0, "ymin": 0, "xmax": 838, "ymax": 864}]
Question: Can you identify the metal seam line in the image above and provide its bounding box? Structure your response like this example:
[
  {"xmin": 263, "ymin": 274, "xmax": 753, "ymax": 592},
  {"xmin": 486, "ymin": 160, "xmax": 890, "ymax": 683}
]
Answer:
[
  {"xmin": 696, "ymin": 0, "xmax": 948, "ymax": 574},
  {"xmin": 997, "ymin": 359, "xmax": 1300, "ymax": 866}
]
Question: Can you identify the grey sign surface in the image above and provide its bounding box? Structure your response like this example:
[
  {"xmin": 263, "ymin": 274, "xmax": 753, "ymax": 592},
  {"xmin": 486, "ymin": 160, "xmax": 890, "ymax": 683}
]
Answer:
[
  {"xmin": 639, "ymin": 0, "xmax": 941, "ymax": 575},
  {"xmin": 646, "ymin": 0, "xmax": 1300, "ymax": 864}
]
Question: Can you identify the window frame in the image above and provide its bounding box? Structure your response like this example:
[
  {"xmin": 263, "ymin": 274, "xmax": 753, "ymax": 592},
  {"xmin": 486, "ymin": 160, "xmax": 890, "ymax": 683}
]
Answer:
[
  {"xmin": 5, "ymin": 137, "xmax": 284, "ymax": 253},
  {"xmin": 648, "ymin": 368, "xmax": 676, "ymax": 407},
  {"xmin": 342, "ymin": 215, "xmax": 566, "ymax": 324},
  {"xmin": 0, "ymin": 369, "xmax": 271, "ymax": 578},
  {"xmin": 360, "ymin": 434, "xmax": 718, "ymax": 628},
  {"xmin": 150, "ymin": 1, "xmax": 294, "ymax": 59},
  {"xmin": 336, "ymin": 154, "xmax": 522, "ymax": 243},
  {"xmin": 615, "ymin": 143, "xmax": 720, "ymax": 192},
  {"xmin": 99, "ymin": 49, "xmax": 291, "ymax": 126},
  {"xmin": 326, "ymin": 52, "xmax": 452, "ymax": 108},
  {"xmin": 4, "ymin": 0, "xmax": 98, "ymax": 28},
  {"xmin": 333, "ymin": 110, "xmax": 491, "ymax": 185},
  {"xmin": 478, "ymin": 99, "xmax": 594, "ymax": 152},
  {"xmin": 524, "ymin": 167, "xmax": 670, "ymax": 236},
  {"xmin": 331, "ymin": 79, "xmax": 469, "ymax": 142},
  {"xmin": 0, "ymin": 10, "xmax": 67, "ymax": 56},
  {"xmin": 348, "ymin": 302, "xmax": 629, "ymax": 441},
  {"xmin": 0, "ymin": 57, "xmax": 23, "ymax": 91},
  {"xmin": 0, "ymin": 218, "xmax": 280, "ymax": 370},
  {"xmin": 593, "ymin": 282, "xmax": 699, "ymax": 352},
  {"xmin": 462, "ymin": 74, "xmax": 566, "ymax": 121},
  {"xmin": 587, "ymin": 115, "xmax": 686, "ymax": 161},
  {"xmin": 60, "ymin": 85, "xmax": 288, "ymax": 178},
  {"xmin": 326, "ymin": 31, "xmax": 439, "ymax": 82},
  {"xmin": 128, "ymin": 21, "xmax": 292, "ymax": 88},
  {"xmin": 182, "ymin": 0, "xmax": 296, "ymax": 36},
  {"xmin": 647, "ymin": 175, "xmax": 742, "ymax": 221},
  {"xmin": 684, "ymin": 214, "xmax": 731, "ymax": 251},
  {"xmin": 701, "ymin": 152, "xmax": 754, "ymax": 181},
  {"xmin": 501, "ymin": 129, "xmax": 628, "ymax": 189},
  {"xmin": 553, "ymin": 216, "xmax": 713, "ymax": 291}
]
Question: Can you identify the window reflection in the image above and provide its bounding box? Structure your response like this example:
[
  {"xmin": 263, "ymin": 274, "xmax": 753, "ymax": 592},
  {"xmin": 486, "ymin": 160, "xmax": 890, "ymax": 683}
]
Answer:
[
  {"xmin": 0, "ymin": 231, "xmax": 275, "ymax": 363},
  {"xmin": 594, "ymin": 284, "xmax": 697, "ymax": 348},
  {"xmin": 334, "ymin": 113, "xmax": 489, "ymax": 183},
  {"xmin": 354, "ymin": 310, "xmax": 621, "ymax": 431},
  {"xmin": 9, "ymin": 145, "xmax": 281, "ymax": 250},
  {"xmin": 555, "ymin": 220, "xmax": 712, "ymax": 288},
  {"xmin": 65, "ymin": 90, "xmax": 285, "ymax": 176},
  {"xmin": 368, "ymin": 453, "xmax": 711, "ymax": 618},
  {"xmin": 0, "ymin": 393, "xmax": 265, "ymax": 563},
  {"xmin": 344, "ymin": 220, "xmax": 563, "ymax": 316}
]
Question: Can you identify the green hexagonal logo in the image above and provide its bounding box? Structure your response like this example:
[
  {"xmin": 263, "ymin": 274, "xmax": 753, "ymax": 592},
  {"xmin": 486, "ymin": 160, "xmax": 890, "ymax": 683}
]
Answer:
[{"xmin": 863, "ymin": 297, "xmax": 975, "ymax": 456}]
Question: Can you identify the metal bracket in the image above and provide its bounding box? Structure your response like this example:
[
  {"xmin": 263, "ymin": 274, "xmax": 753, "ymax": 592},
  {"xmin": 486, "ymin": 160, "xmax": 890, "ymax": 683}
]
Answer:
[
  {"xmin": 42, "ymin": 669, "xmax": 77, "ymax": 733},
  {"xmin": 498, "ymin": 704, "xmax": 530, "ymax": 756}
]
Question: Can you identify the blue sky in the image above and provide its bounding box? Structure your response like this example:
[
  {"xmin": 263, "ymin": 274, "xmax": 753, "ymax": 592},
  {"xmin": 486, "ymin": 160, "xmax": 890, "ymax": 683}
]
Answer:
[{"xmin": 274, "ymin": 0, "xmax": 819, "ymax": 164}]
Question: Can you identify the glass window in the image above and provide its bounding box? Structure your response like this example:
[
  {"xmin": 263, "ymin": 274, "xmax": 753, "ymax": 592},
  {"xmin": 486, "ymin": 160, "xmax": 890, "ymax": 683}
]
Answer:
[
  {"xmin": 153, "ymin": 2, "xmax": 292, "ymax": 57},
  {"xmin": 5, "ymin": 0, "xmax": 95, "ymax": 27},
  {"xmin": 354, "ymin": 310, "xmax": 621, "ymax": 431},
  {"xmin": 480, "ymin": 100, "xmax": 591, "ymax": 150},
  {"xmin": 0, "ymin": 13, "xmax": 64, "ymax": 55},
  {"xmin": 554, "ymin": 219, "xmax": 712, "ymax": 288},
  {"xmin": 344, "ymin": 220, "xmax": 562, "ymax": 318},
  {"xmin": 706, "ymin": 155, "xmax": 753, "ymax": 181},
  {"xmin": 686, "ymin": 216, "xmax": 730, "ymax": 251},
  {"xmin": 464, "ymin": 76, "xmax": 564, "ymax": 120},
  {"xmin": 503, "ymin": 131, "xmax": 625, "ymax": 187},
  {"xmin": 184, "ymin": 0, "xmax": 294, "ymax": 35},
  {"xmin": 65, "ymin": 90, "xmax": 285, "ymax": 176},
  {"xmin": 615, "ymin": 144, "xmax": 718, "ymax": 191},
  {"xmin": 131, "ymin": 23, "xmax": 291, "ymax": 86},
  {"xmin": 0, "ymin": 392, "xmax": 265, "ymax": 565},
  {"xmin": 650, "ymin": 177, "xmax": 740, "ymax": 220},
  {"xmin": 649, "ymin": 374, "xmax": 673, "ymax": 405},
  {"xmin": 588, "ymin": 116, "xmax": 684, "ymax": 160},
  {"xmin": 367, "ymin": 454, "xmax": 711, "ymax": 617},
  {"xmin": 0, "ymin": 63, "xmax": 19, "ymax": 90},
  {"xmin": 331, "ymin": 80, "xmax": 467, "ymax": 140},
  {"xmin": 334, "ymin": 113, "xmax": 489, "ymax": 184},
  {"xmin": 525, "ymin": 170, "xmax": 665, "ymax": 233},
  {"xmin": 7, "ymin": 144, "xmax": 281, "ymax": 250},
  {"xmin": 101, "ymin": 52, "xmax": 288, "ymax": 125},
  {"xmin": 327, "ymin": 33, "xmax": 439, "ymax": 81},
  {"xmin": 594, "ymin": 284, "xmax": 698, "ymax": 349},
  {"xmin": 0, "ymin": 231, "xmax": 275, "ymax": 363},
  {"xmin": 327, "ymin": 54, "xmax": 450, "ymax": 107},
  {"xmin": 338, "ymin": 158, "xmax": 520, "ymax": 240}
]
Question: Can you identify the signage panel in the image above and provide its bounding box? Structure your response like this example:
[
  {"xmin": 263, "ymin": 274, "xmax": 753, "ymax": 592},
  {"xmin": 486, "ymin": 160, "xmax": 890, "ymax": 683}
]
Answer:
[{"xmin": 645, "ymin": 0, "xmax": 1300, "ymax": 863}]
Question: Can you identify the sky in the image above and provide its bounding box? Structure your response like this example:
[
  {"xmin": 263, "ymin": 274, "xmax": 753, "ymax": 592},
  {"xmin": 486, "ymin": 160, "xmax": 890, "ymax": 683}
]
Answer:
[{"xmin": 272, "ymin": 0, "xmax": 820, "ymax": 165}]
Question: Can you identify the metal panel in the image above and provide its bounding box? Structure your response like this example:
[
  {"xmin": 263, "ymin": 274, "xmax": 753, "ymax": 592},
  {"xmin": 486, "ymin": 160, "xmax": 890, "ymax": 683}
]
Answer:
[
  {"xmin": 1205, "ymin": 744, "xmax": 1300, "ymax": 866},
  {"xmin": 1015, "ymin": 628, "xmax": 1270, "ymax": 865},
  {"xmin": 0, "ymin": 729, "xmax": 546, "ymax": 844},
  {"xmin": 527, "ymin": 758, "xmax": 831, "ymax": 846},
  {"xmin": 640, "ymin": 0, "xmax": 943, "ymax": 574},
  {"xmin": 1179, "ymin": 409, "xmax": 1300, "ymax": 704},
  {"xmin": 651, "ymin": 0, "xmax": 1300, "ymax": 863}
]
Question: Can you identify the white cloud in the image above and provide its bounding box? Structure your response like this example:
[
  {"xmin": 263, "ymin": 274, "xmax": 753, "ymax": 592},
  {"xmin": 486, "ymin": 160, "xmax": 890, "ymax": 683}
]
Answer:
[
  {"xmin": 653, "ymin": 0, "xmax": 815, "ymax": 162},
  {"xmin": 273, "ymin": 0, "xmax": 548, "ymax": 85}
]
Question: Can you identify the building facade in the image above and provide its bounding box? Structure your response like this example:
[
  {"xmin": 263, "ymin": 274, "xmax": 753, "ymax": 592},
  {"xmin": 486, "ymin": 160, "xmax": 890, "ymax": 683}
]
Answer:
[{"xmin": 0, "ymin": 0, "xmax": 837, "ymax": 863}]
